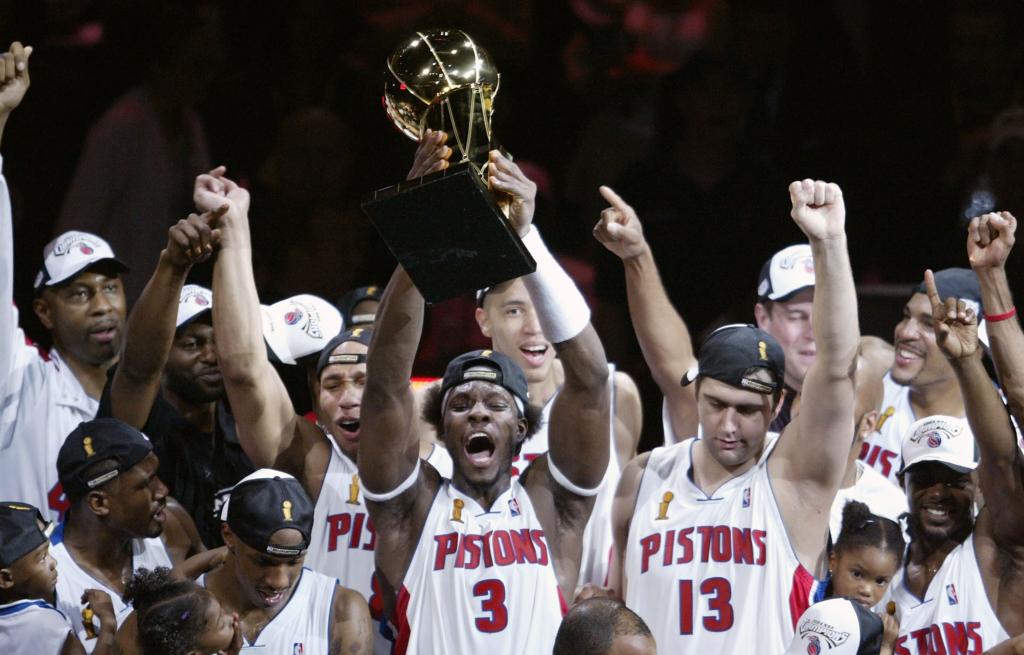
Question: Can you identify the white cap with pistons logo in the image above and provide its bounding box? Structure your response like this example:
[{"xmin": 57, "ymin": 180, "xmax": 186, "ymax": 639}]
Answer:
[
  {"xmin": 261, "ymin": 294, "xmax": 344, "ymax": 365},
  {"xmin": 898, "ymin": 415, "xmax": 977, "ymax": 475},
  {"xmin": 757, "ymin": 244, "xmax": 815, "ymax": 303},
  {"xmin": 34, "ymin": 231, "xmax": 128, "ymax": 292}
]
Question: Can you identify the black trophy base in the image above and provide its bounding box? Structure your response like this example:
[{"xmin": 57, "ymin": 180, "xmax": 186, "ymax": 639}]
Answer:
[{"xmin": 361, "ymin": 162, "xmax": 536, "ymax": 304}]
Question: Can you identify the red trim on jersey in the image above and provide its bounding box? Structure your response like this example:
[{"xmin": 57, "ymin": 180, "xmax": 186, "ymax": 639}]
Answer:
[
  {"xmin": 557, "ymin": 586, "xmax": 569, "ymax": 618},
  {"xmin": 788, "ymin": 564, "xmax": 815, "ymax": 628},
  {"xmin": 393, "ymin": 584, "xmax": 412, "ymax": 655},
  {"xmin": 302, "ymin": 410, "xmax": 316, "ymax": 424}
]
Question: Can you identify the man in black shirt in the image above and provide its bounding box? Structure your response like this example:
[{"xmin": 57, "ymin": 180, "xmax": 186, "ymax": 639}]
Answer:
[{"xmin": 99, "ymin": 208, "xmax": 253, "ymax": 546}]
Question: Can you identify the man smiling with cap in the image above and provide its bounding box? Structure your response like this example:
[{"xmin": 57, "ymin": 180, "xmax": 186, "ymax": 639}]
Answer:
[
  {"xmin": 0, "ymin": 44, "xmax": 131, "ymax": 522},
  {"xmin": 202, "ymin": 469, "xmax": 372, "ymax": 654}
]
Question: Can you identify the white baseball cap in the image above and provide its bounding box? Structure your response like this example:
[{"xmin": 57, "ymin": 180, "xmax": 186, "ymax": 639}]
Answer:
[
  {"xmin": 261, "ymin": 294, "xmax": 344, "ymax": 365},
  {"xmin": 34, "ymin": 231, "xmax": 128, "ymax": 292},
  {"xmin": 176, "ymin": 285, "xmax": 213, "ymax": 329},
  {"xmin": 782, "ymin": 599, "xmax": 883, "ymax": 655},
  {"xmin": 757, "ymin": 244, "xmax": 815, "ymax": 302},
  {"xmin": 898, "ymin": 415, "xmax": 977, "ymax": 476}
]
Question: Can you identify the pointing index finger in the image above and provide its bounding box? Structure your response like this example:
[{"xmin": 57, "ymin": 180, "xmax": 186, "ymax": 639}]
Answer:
[
  {"xmin": 599, "ymin": 185, "xmax": 630, "ymax": 213},
  {"xmin": 924, "ymin": 269, "xmax": 943, "ymax": 314}
]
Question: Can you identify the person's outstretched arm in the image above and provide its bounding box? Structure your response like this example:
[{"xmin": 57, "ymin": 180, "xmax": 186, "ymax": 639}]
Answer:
[
  {"xmin": 769, "ymin": 180, "xmax": 860, "ymax": 569},
  {"xmin": 109, "ymin": 209, "xmax": 223, "ymax": 428},
  {"xmin": 198, "ymin": 168, "xmax": 306, "ymax": 474},
  {"xmin": 593, "ymin": 186, "xmax": 698, "ymax": 442},
  {"xmin": 0, "ymin": 42, "xmax": 32, "ymax": 451},
  {"xmin": 490, "ymin": 153, "xmax": 610, "ymax": 491},
  {"xmin": 967, "ymin": 212, "xmax": 1024, "ymax": 429}
]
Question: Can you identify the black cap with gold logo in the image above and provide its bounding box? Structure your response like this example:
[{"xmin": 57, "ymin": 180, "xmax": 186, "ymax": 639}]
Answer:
[
  {"xmin": 681, "ymin": 324, "xmax": 785, "ymax": 395},
  {"xmin": 220, "ymin": 469, "xmax": 314, "ymax": 557}
]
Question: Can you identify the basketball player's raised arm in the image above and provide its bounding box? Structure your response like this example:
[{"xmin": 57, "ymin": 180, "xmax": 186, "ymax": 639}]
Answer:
[
  {"xmin": 109, "ymin": 209, "xmax": 224, "ymax": 428},
  {"xmin": 593, "ymin": 186, "xmax": 698, "ymax": 442},
  {"xmin": 928, "ymin": 263, "xmax": 1024, "ymax": 549},
  {"xmin": 771, "ymin": 181, "xmax": 858, "ymax": 503},
  {"xmin": 490, "ymin": 152, "xmax": 610, "ymax": 490},
  {"xmin": 200, "ymin": 169, "xmax": 305, "ymax": 473},
  {"xmin": 968, "ymin": 212, "xmax": 1024, "ymax": 429},
  {"xmin": 360, "ymin": 265, "xmax": 423, "ymax": 493},
  {"xmin": 0, "ymin": 43, "xmax": 31, "ymax": 450}
]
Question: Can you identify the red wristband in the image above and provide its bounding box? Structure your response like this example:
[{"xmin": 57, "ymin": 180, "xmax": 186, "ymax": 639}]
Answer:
[{"xmin": 984, "ymin": 306, "xmax": 1016, "ymax": 322}]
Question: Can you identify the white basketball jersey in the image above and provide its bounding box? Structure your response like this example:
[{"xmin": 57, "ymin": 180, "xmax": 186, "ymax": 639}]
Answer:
[
  {"xmin": 424, "ymin": 443, "xmax": 453, "ymax": 479},
  {"xmin": 305, "ymin": 437, "xmax": 395, "ymax": 655},
  {"xmin": 240, "ymin": 567, "xmax": 337, "ymax": 654},
  {"xmin": 0, "ymin": 599, "xmax": 72, "ymax": 655},
  {"xmin": 306, "ymin": 439, "xmax": 376, "ymax": 600},
  {"xmin": 625, "ymin": 438, "xmax": 818, "ymax": 655},
  {"xmin": 510, "ymin": 364, "xmax": 620, "ymax": 587},
  {"xmin": 49, "ymin": 523, "xmax": 172, "ymax": 653},
  {"xmin": 889, "ymin": 535, "xmax": 1009, "ymax": 654},
  {"xmin": 391, "ymin": 479, "xmax": 566, "ymax": 654}
]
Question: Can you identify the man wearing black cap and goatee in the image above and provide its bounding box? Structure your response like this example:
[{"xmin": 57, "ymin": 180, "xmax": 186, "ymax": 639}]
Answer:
[
  {"xmin": 49, "ymin": 418, "xmax": 201, "ymax": 651},
  {"xmin": 0, "ymin": 43, "xmax": 131, "ymax": 523},
  {"xmin": 203, "ymin": 469, "xmax": 371, "ymax": 654},
  {"xmin": 858, "ymin": 268, "xmax": 985, "ymax": 485},
  {"xmin": 359, "ymin": 136, "xmax": 611, "ymax": 653},
  {"xmin": 608, "ymin": 179, "xmax": 860, "ymax": 655},
  {"xmin": 0, "ymin": 501, "xmax": 117, "ymax": 655}
]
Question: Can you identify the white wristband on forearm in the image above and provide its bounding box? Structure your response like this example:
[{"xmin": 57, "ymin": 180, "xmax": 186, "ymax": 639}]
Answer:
[{"xmin": 520, "ymin": 226, "xmax": 591, "ymax": 343}]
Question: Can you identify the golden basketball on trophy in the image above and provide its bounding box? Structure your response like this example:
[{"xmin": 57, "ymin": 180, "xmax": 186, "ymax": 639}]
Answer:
[{"xmin": 362, "ymin": 29, "xmax": 534, "ymax": 304}]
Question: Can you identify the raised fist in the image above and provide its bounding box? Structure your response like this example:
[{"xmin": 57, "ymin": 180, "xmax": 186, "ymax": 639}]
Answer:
[
  {"xmin": 592, "ymin": 185, "xmax": 649, "ymax": 261},
  {"xmin": 166, "ymin": 206, "xmax": 227, "ymax": 268},
  {"xmin": 0, "ymin": 42, "xmax": 31, "ymax": 116},
  {"xmin": 967, "ymin": 211, "xmax": 1016, "ymax": 272},
  {"xmin": 194, "ymin": 166, "xmax": 250, "ymax": 219},
  {"xmin": 788, "ymin": 179, "xmax": 845, "ymax": 242}
]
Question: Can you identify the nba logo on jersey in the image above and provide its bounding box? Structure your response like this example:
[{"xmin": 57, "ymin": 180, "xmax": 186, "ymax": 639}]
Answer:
[
  {"xmin": 293, "ymin": 643, "xmax": 304, "ymax": 654},
  {"xmin": 508, "ymin": 498, "xmax": 521, "ymax": 517},
  {"xmin": 742, "ymin": 488, "xmax": 751, "ymax": 508},
  {"xmin": 946, "ymin": 584, "xmax": 959, "ymax": 605},
  {"xmin": 807, "ymin": 635, "xmax": 821, "ymax": 655}
]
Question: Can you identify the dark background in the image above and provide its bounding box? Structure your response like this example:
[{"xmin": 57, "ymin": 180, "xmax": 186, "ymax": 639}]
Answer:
[{"xmin": 2, "ymin": 0, "xmax": 1022, "ymax": 452}]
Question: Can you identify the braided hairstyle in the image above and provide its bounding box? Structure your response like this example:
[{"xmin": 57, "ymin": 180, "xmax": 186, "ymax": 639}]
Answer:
[
  {"xmin": 123, "ymin": 567, "xmax": 213, "ymax": 655},
  {"xmin": 834, "ymin": 501, "xmax": 905, "ymax": 565}
]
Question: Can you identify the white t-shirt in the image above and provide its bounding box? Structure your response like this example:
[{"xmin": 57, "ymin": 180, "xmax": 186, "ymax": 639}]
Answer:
[{"xmin": 0, "ymin": 599, "xmax": 72, "ymax": 655}]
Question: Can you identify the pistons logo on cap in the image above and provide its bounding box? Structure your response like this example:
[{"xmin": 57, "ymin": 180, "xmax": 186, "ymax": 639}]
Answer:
[
  {"xmin": 195, "ymin": 294, "xmax": 209, "ymax": 306},
  {"xmin": 926, "ymin": 431, "xmax": 942, "ymax": 448},
  {"xmin": 79, "ymin": 245, "xmax": 94, "ymax": 255},
  {"xmin": 284, "ymin": 310, "xmax": 303, "ymax": 325},
  {"xmin": 807, "ymin": 636, "xmax": 821, "ymax": 655}
]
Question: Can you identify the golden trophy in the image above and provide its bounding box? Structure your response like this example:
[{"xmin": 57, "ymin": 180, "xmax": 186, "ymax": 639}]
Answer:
[{"xmin": 361, "ymin": 29, "xmax": 535, "ymax": 303}]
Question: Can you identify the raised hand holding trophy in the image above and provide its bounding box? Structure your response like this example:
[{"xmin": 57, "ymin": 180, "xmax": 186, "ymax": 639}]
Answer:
[{"xmin": 361, "ymin": 29, "xmax": 535, "ymax": 303}]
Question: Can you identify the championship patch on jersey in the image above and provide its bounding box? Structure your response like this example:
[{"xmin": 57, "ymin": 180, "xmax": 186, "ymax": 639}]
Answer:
[{"xmin": 946, "ymin": 583, "xmax": 959, "ymax": 605}]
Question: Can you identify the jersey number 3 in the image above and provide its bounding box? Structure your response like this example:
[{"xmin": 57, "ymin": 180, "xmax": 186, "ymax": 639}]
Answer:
[
  {"xmin": 679, "ymin": 577, "xmax": 734, "ymax": 634},
  {"xmin": 473, "ymin": 579, "xmax": 508, "ymax": 633}
]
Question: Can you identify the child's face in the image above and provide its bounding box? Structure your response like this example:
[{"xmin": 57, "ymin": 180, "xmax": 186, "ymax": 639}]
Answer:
[
  {"xmin": 8, "ymin": 539, "xmax": 58, "ymax": 600},
  {"xmin": 830, "ymin": 546, "xmax": 900, "ymax": 609},
  {"xmin": 193, "ymin": 594, "xmax": 239, "ymax": 654}
]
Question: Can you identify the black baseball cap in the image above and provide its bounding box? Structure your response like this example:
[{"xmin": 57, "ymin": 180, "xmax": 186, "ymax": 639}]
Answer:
[
  {"xmin": 221, "ymin": 470, "xmax": 314, "ymax": 557},
  {"xmin": 681, "ymin": 324, "xmax": 785, "ymax": 395},
  {"xmin": 316, "ymin": 327, "xmax": 373, "ymax": 378},
  {"xmin": 441, "ymin": 349, "xmax": 530, "ymax": 408},
  {"xmin": 336, "ymin": 285, "xmax": 383, "ymax": 326},
  {"xmin": 0, "ymin": 502, "xmax": 52, "ymax": 567},
  {"xmin": 913, "ymin": 268, "xmax": 983, "ymax": 312},
  {"xmin": 57, "ymin": 419, "xmax": 154, "ymax": 501}
]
